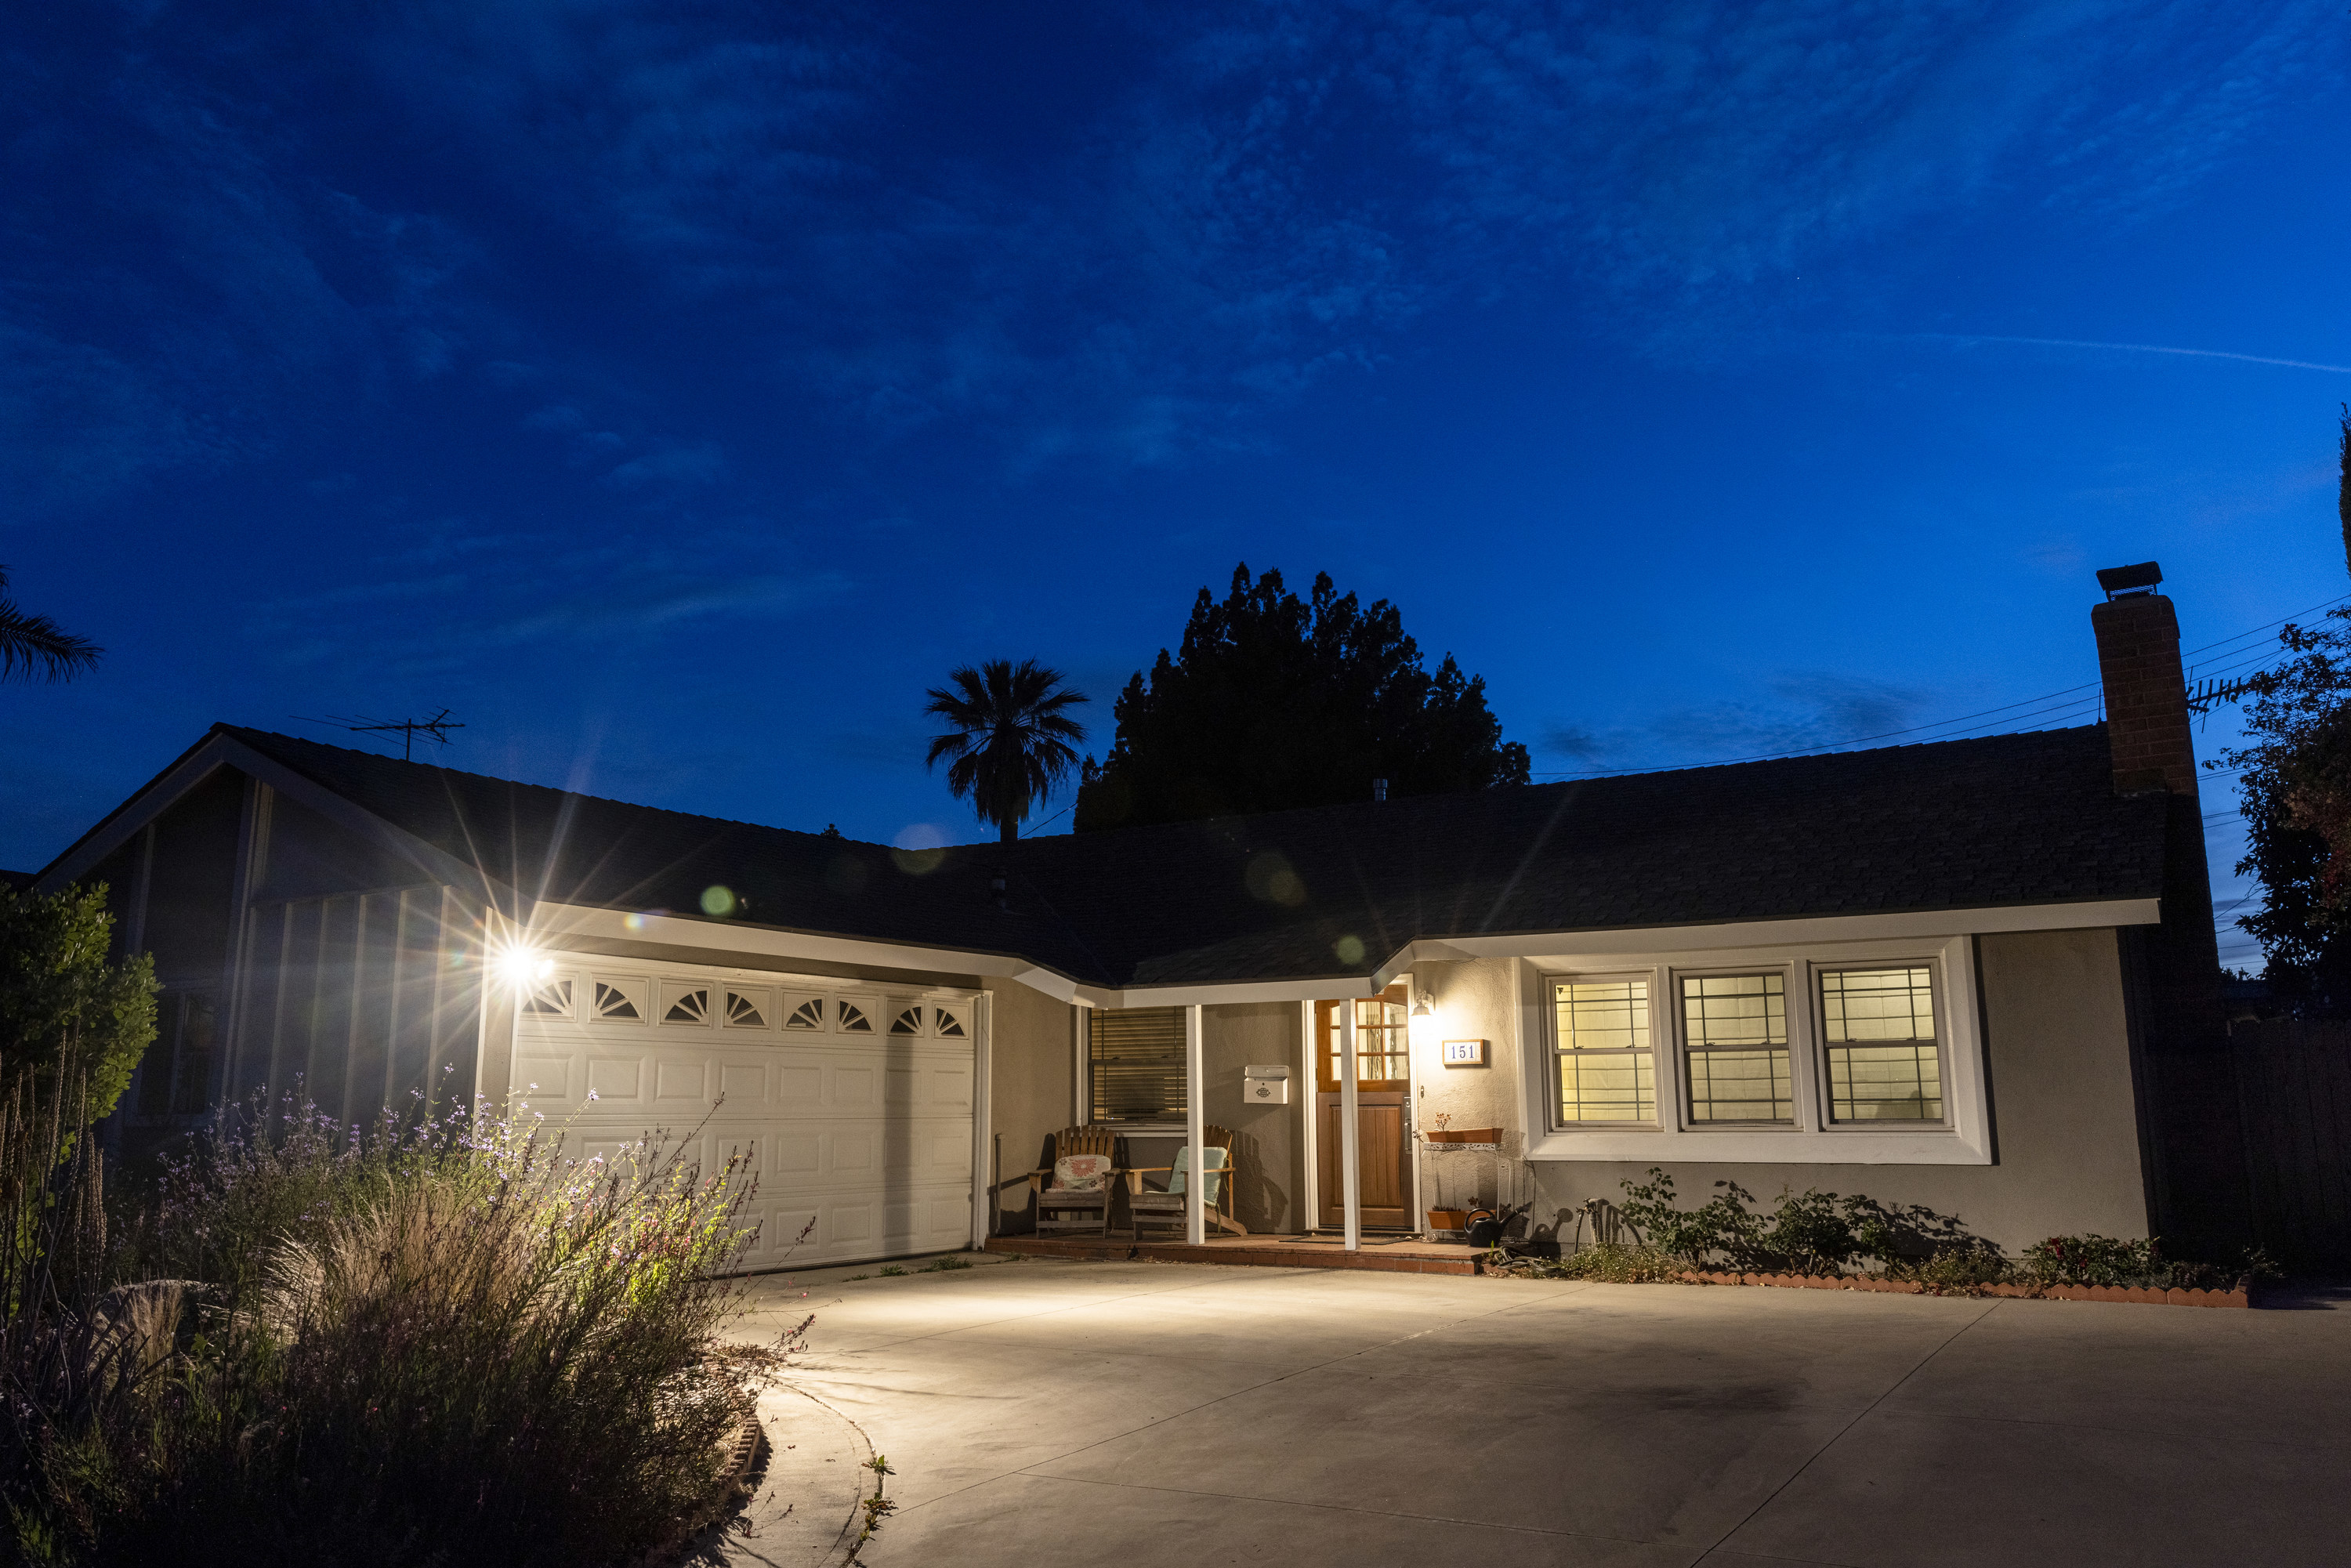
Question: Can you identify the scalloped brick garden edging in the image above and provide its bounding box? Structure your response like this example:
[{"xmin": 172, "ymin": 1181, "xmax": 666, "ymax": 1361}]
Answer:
[{"xmin": 1672, "ymin": 1269, "xmax": 2250, "ymax": 1308}]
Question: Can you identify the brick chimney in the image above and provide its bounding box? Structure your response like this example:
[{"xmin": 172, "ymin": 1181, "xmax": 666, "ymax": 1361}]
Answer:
[{"xmin": 2090, "ymin": 562, "xmax": 2198, "ymax": 798}]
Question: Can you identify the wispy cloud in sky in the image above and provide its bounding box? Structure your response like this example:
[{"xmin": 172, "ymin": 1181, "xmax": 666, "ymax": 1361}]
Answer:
[
  {"xmin": 1908, "ymin": 334, "xmax": 2351, "ymax": 376},
  {"xmin": 5, "ymin": 0, "xmax": 2327, "ymax": 511},
  {"xmin": 4, "ymin": 0, "xmax": 2345, "ymax": 871}
]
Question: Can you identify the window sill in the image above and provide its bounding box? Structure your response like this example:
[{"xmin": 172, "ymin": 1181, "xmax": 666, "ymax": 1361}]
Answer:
[{"xmin": 1524, "ymin": 1124, "xmax": 1987, "ymax": 1166}]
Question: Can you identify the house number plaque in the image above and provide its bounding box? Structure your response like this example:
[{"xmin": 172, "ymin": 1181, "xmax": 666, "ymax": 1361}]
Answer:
[{"xmin": 1440, "ymin": 1038, "xmax": 1488, "ymax": 1068}]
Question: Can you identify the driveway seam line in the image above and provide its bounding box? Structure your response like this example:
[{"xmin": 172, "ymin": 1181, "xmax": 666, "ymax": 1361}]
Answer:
[{"xmin": 1691, "ymin": 1299, "xmax": 2002, "ymax": 1565}]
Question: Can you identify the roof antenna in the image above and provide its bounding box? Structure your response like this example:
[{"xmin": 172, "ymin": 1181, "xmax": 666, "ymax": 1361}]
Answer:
[{"xmin": 294, "ymin": 708, "xmax": 465, "ymax": 761}]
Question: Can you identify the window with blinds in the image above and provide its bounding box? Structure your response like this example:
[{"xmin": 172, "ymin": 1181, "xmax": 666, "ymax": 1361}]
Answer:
[
  {"xmin": 1681, "ymin": 972, "xmax": 1791, "ymax": 1124},
  {"xmin": 1089, "ymin": 1007, "xmax": 1186, "ymax": 1124},
  {"xmin": 1820, "ymin": 967, "xmax": 1943, "ymax": 1122},
  {"xmin": 1553, "ymin": 977, "xmax": 1654, "ymax": 1123}
]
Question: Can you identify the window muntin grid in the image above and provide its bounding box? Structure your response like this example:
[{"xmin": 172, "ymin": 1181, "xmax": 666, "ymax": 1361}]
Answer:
[
  {"xmin": 1552, "ymin": 978, "xmax": 1654, "ymax": 1123},
  {"xmin": 1820, "ymin": 966, "xmax": 1943, "ymax": 1122},
  {"xmin": 1320, "ymin": 997, "xmax": 1409, "ymax": 1085},
  {"xmin": 1681, "ymin": 972, "xmax": 1791, "ymax": 1124}
]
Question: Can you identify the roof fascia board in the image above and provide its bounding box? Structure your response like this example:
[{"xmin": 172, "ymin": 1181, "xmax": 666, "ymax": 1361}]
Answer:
[
  {"xmin": 1111, "ymin": 976, "xmax": 1391, "ymax": 1009},
  {"xmin": 524, "ymin": 896, "xmax": 2161, "ymax": 1011},
  {"xmin": 1404, "ymin": 899, "xmax": 2162, "ymax": 964},
  {"xmin": 37, "ymin": 744, "xmax": 231, "ymax": 892},
  {"xmin": 525, "ymin": 902, "xmax": 1087, "ymax": 1003}
]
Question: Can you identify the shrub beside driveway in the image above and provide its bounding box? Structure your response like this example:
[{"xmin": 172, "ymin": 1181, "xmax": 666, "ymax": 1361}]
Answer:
[{"xmin": 3, "ymin": 1091, "xmax": 780, "ymax": 1567}]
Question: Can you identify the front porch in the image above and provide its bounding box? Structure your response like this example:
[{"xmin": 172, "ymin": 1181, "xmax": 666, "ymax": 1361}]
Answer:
[{"xmin": 986, "ymin": 1231, "xmax": 1486, "ymax": 1275}]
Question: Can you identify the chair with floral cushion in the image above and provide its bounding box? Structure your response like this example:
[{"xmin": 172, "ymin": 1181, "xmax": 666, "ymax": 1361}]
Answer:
[
  {"xmin": 1126, "ymin": 1125, "xmax": 1246, "ymax": 1240},
  {"xmin": 1026, "ymin": 1125, "xmax": 1121, "ymax": 1237}
]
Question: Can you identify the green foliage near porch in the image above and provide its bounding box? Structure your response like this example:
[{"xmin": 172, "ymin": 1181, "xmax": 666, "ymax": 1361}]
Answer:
[{"xmin": 1510, "ymin": 1168, "xmax": 2274, "ymax": 1293}]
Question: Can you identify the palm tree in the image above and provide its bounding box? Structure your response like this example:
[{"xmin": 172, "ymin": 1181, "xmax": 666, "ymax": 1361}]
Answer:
[
  {"xmin": 924, "ymin": 660, "xmax": 1089, "ymax": 842},
  {"xmin": 0, "ymin": 567, "xmax": 101, "ymax": 683}
]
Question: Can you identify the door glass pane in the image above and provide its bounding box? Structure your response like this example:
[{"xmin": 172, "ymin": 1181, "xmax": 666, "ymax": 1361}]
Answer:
[{"xmin": 1322, "ymin": 996, "xmax": 1410, "ymax": 1083}]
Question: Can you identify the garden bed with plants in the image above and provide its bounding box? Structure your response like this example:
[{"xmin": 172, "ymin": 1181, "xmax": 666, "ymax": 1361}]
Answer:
[{"xmin": 1484, "ymin": 1169, "xmax": 2269, "ymax": 1307}]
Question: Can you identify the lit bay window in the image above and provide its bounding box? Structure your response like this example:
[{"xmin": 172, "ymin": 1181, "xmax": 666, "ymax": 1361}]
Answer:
[
  {"xmin": 1552, "ymin": 978, "xmax": 1654, "ymax": 1123},
  {"xmin": 1820, "ymin": 967, "xmax": 1943, "ymax": 1121},
  {"xmin": 1681, "ymin": 973, "xmax": 1790, "ymax": 1123}
]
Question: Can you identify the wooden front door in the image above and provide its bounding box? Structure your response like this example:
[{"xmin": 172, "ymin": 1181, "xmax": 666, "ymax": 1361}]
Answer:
[{"xmin": 1315, "ymin": 987, "xmax": 1412, "ymax": 1229}]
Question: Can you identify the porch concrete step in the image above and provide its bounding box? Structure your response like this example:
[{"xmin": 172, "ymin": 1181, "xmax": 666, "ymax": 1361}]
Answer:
[{"xmin": 984, "ymin": 1233, "xmax": 1483, "ymax": 1275}]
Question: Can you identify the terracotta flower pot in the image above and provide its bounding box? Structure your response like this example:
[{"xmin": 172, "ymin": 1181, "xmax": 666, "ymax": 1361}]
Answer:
[{"xmin": 1428, "ymin": 1208, "xmax": 1469, "ymax": 1230}]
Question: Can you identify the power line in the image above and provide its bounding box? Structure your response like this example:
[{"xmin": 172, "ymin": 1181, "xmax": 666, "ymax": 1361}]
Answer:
[
  {"xmin": 1532, "ymin": 592, "xmax": 2343, "ymax": 782},
  {"xmin": 2183, "ymin": 590, "xmax": 2350, "ymax": 660}
]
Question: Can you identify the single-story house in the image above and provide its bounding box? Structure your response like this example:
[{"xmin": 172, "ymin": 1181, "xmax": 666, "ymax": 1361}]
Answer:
[{"xmin": 32, "ymin": 569, "xmax": 2243, "ymax": 1265}]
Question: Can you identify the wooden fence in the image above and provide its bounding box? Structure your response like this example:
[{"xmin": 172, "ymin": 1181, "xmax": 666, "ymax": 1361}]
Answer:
[{"xmin": 2229, "ymin": 1018, "xmax": 2351, "ymax": 1271}]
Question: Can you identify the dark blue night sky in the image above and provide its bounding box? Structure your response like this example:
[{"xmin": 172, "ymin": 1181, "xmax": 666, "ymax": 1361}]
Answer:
[{"xmin": 5, "ymin": 3, "xmax": 2346, "ymax": 969}]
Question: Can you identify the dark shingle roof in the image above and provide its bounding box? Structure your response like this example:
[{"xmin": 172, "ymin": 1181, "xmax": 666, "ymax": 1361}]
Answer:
[
  {"xmin": 216, "ymin": 722, "xmax": 2168, "ymax": 991},
  {"xmin": 216, "ymin": 726, "xmax": 1112, "ymax": 983}
]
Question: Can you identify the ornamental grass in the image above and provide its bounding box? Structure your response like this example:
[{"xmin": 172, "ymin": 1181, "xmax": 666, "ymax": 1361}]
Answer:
[{"xmin": 2, "ymin": 1083, "xmax": 770, "ymax": 1568}]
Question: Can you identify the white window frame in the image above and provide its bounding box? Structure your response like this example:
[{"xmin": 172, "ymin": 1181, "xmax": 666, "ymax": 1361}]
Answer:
[
  {"xmin": 1519, "ymin": 933, "xmax": 1987, "ymax": 1164},
  {"xmin": 1545, "ymin": 972, "xmax": 1662, "ymax": 1131},
  {"xmin": 1672, "ymin": 965, "xmax": 1800, "ymax": 1129},
  {"xmin": 1809, "ymin": 959, "xmax": 1951, "ymax": 1129}
]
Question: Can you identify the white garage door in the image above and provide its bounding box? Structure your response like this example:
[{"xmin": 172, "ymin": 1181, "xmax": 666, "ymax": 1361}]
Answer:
[{"xmin": 507, "ymin": 954, "xmax": 978, "ymax": 1271}]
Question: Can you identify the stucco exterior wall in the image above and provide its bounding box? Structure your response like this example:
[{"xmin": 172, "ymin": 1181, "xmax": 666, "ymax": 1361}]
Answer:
[
  {"xmin": 1201, "ymin": 1002, "xmax": 1303, "ymax": 1233},
  {"xmin": 1404, "ymin": 931, "xmax": 2150, "ymax": 1254},
  {"xmin": 980, "ymin": 980, "xmax": 1078, "ymax": 1235}
]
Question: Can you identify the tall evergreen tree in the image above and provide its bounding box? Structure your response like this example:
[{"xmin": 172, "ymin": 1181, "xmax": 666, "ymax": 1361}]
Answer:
[
  {"xmin": 2222, "ymin": 406, "xmax": 2351, "ymax": 1012},
  {"xmin": 1075, "ymin": 564, "xmax": 1530, "ymax": 831}
]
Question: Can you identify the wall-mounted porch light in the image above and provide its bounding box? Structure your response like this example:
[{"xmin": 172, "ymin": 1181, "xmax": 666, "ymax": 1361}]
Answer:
[{"xmin": 1408, "ymin": 992, "xmax": 1439, "ymax": 1051}]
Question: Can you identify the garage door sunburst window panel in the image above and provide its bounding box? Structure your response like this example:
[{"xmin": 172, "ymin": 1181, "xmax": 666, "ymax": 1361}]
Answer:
[
  {"xmin": 663, "ymin": 989, "xmax": 710, "ymax": 1025},
  {"xmin": 592, "ymin": 980, "xmax": 645, "ymax": 1022},
  {"xmin": 522, "ymin": 978, "xmax": 572, "ymax": 1018},
  {"xmin": 1090, "ymin": 1008, "xmax": 1186, "ymax": 1124},
  {"xmin": 727, "ymin": 990, "xmax": 772, "ymax": 1029},
  {"xmin": 1681, "ymin": 973, "xmax": 1791, "ymax": 1124}
]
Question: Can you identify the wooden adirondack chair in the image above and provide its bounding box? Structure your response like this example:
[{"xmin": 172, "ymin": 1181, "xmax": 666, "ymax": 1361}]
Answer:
[
  {"xmin": 1027, "ymin": 1125, "xmax": 1121, "ymax": 1237},
  {"xmin": 1127, "ymin": 1124, "xmax": 1247, "ymax": 1239}
]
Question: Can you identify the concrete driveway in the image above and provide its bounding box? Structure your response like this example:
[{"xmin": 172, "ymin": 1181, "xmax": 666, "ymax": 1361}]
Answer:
[{"xmin": 726, "ymin": 1256, "xmax": 2351, "ymax": 1567}]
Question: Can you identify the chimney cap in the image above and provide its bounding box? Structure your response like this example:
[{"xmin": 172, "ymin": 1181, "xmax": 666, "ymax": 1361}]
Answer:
[{"xmin": 2096, "ymin": 561, "xmax": 2164, "ymax": 599}]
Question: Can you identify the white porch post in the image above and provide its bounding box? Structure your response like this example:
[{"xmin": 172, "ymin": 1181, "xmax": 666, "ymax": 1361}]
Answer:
[
  {"xmin": 1185, "ymin": 1003, "xmax": 1206, "ymax": 1246},
  {"xmin": 1340, "ymin": 998, "xmax": 1361, "ymax": 1251}
]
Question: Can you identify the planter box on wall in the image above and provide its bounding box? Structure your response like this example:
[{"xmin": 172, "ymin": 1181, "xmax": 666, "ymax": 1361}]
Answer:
[
  {"xmin": 1672, "ymin": 1269, "xmax": 2251, "ymax": 1308},
  {"xmin": 1423, "ymin": 1128, "xmax": 1501, "ymax": 1145}
]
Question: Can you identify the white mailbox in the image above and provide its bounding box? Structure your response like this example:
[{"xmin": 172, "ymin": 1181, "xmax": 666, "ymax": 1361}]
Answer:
[{"xmin": 1243, "ymin": 1064, "xmax": 1291, "ymax": 1106}]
